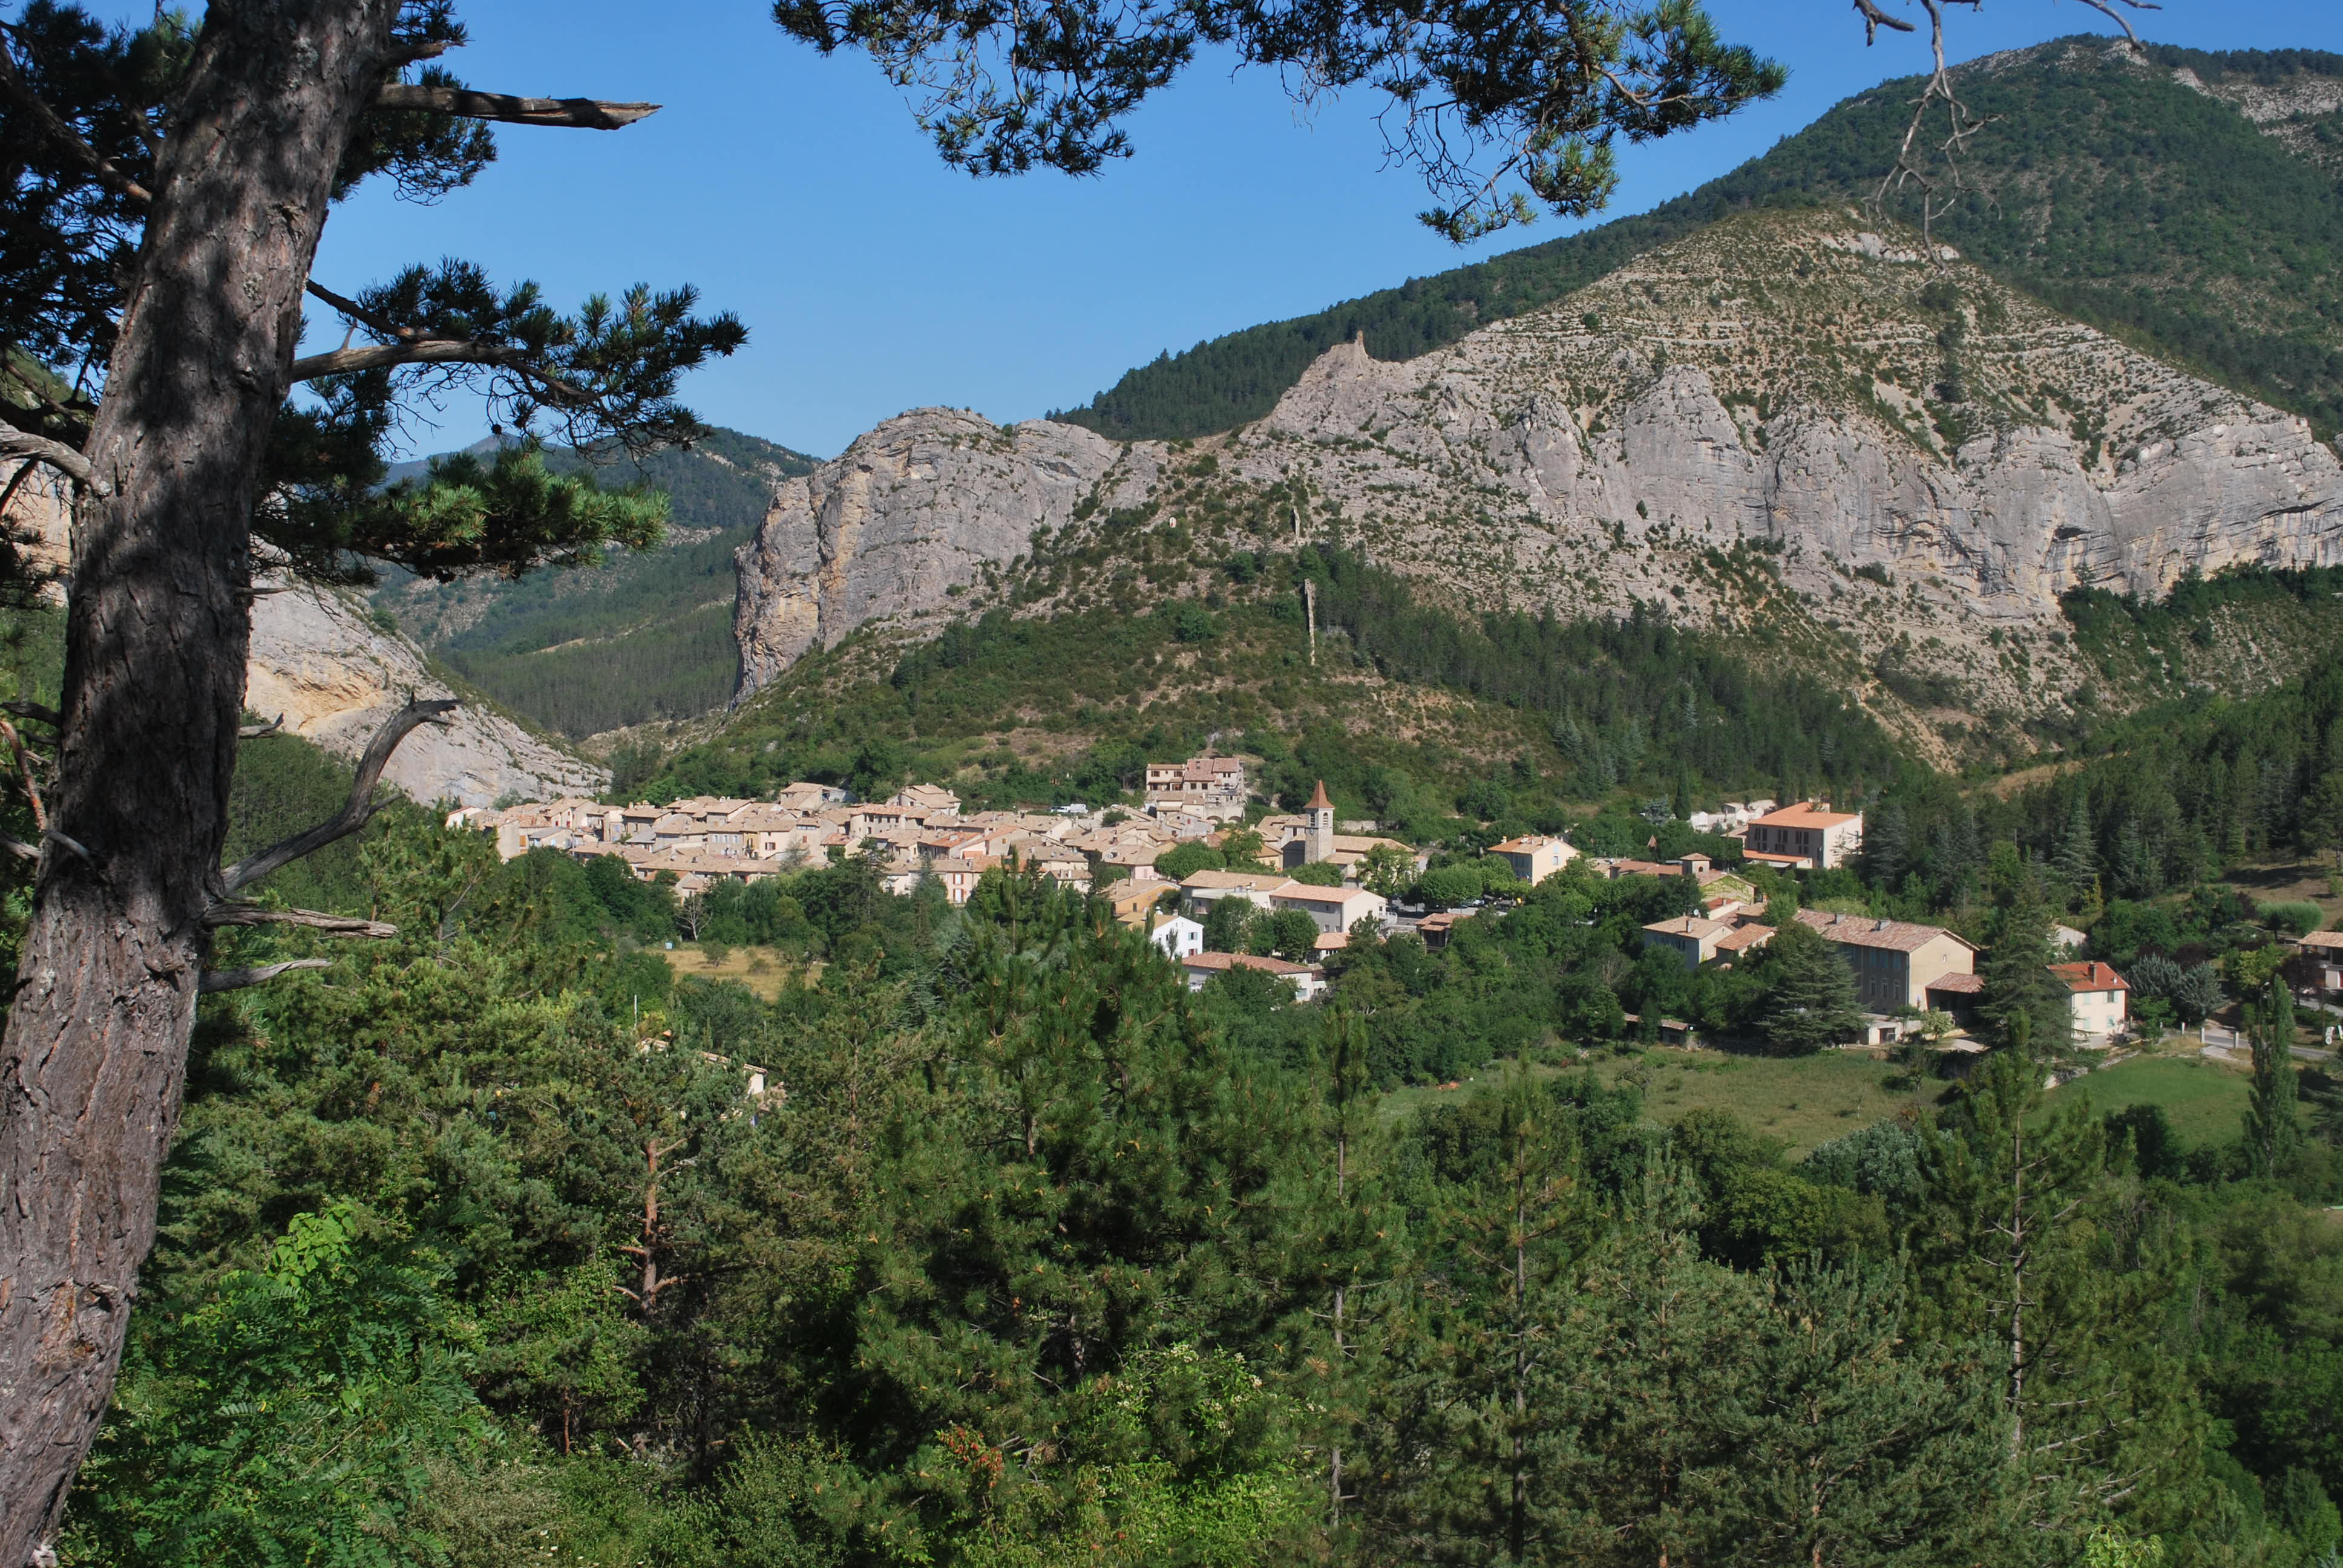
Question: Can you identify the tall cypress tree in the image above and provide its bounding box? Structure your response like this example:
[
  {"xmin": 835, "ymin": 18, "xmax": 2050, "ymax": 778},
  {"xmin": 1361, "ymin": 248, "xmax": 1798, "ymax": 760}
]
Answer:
[
  {"xmin": 2053, "ymin": 793, "xmax": 2100, "ymax": 903},
  {"xmin": 2246, "ymin": 974, "xmax": 2304, "ymax": 1179}
]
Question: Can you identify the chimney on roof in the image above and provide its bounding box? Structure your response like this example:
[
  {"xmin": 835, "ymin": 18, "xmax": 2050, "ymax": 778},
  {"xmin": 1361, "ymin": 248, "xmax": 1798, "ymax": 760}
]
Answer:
[{"xmin": 1875, "ymin": 918, "xmax": 1890, "ymax": 931}]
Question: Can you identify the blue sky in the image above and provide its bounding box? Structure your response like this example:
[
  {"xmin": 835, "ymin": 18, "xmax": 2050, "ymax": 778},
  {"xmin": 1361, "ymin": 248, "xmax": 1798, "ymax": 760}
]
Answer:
[{"xmin": 292, "ymin": 1, "xmax": 2340, "ymax": 456}]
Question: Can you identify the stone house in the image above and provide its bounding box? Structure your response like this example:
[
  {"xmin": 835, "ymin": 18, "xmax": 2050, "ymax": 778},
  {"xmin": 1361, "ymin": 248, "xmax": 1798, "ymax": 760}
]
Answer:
[
  {"xmin": 1490, "ymin": 834, "xmax": 1579, "ymax": 884},
  {"xmin": 1795, "ymin": 910, "xmax": 1978, "ymax": 1011},
  {"xmin": 1268, "ymin": 881, "xmax": 1389, "ymax": 936}
]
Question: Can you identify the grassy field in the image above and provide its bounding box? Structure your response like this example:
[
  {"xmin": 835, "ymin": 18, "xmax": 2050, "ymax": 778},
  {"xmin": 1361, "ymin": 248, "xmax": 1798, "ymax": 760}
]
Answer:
[
  {"xmin": 1378, "ymin": 1041, "xmax": 2267, "ymax": 1158},
  {"xmin": 2049, "ymin": 1050, "xmax": 2255, "ymax": 1149},
  {"xmin": 660, "ymin": 944, "xmax": 817, "ymax": 1001},
  {"xmin": 1381, "ymin": 1047, "xmax": 1950, "ymax": 1158}
]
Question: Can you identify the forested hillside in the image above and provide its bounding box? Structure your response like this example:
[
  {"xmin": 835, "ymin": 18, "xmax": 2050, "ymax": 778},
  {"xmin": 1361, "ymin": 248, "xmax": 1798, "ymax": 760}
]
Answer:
[
  {"xmin": 634, "ymin": 544, "xmax": 1905, "ymax": 828},
  {"xmin": 1054, "ymin": 39, "xmax": 2343, "ymax": 439},
  {"xmin": 373, "ymin": 428, "xmax": 818, "ymax": 737},
  {"xmin": 47, "ymin": 720, "xmax": 2343, "ymax": 1565}
]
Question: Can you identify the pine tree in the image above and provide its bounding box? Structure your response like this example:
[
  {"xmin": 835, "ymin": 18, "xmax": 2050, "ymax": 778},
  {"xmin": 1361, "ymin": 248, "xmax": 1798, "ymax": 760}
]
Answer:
[
  {"xmin": 1755, "ymin": 920, "xmax": 1866, "ymax": 1055},
  {"xmin": 2246, "ymin": 974, "xmax": 2303, "ymax": 1178},
  {"xmin": 1372, "ymin": 1072, "xmax": 1588, "ymax": 1564},
  {"xmin": 2053, "ymin": 792, "xmax": 2099, "ymax": 899},
  {"xmin": 1730, "ymin": 1261, "xmax": 2015, "ymax": 1566},
  {"xmin": 1981, "ymin": 881, "xmax": 2071, "ymax": 1054},
  {"xmin": 1912, "ymin": 1050, "xmax": 2214, "ymax": 1550},
  {"xmin": 1288, "ymin": 1006, "xmax": 1395, "ymax": 1539}
]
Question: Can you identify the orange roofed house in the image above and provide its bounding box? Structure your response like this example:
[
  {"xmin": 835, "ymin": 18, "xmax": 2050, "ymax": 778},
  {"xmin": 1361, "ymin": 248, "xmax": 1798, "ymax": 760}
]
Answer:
[
  {"xmin": 1743, "ymin": 803, "xmax": 1864, "ymax": 870},
  {"xmin": 2050, "ymin": 961, "xmax": 2129, "ymax": 1044}
]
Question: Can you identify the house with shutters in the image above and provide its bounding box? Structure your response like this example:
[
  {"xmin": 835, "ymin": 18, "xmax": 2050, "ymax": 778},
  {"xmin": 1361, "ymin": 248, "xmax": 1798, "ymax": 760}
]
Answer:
[
  {"xmin": 1744, "ymin": 803, "xmax": 1865, "ymax": 870},
  {"xmin": 1490, "ymin": 834, "xmax": 1579, "ymax": 885},
  {"xmin": 2051, "ymin": 961, "xmax": 2129, "ymax": 1044},
  {"xmin": 1795, "ymin": 909, "xmax": 1978, "ymax": 1011}
]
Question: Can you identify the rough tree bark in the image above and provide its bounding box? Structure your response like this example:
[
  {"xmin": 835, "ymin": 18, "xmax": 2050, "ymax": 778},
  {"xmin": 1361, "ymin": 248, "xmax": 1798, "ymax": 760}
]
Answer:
[{"xmin": 0, "ymin": 2, "xmax": 405, "ymax": 1556}]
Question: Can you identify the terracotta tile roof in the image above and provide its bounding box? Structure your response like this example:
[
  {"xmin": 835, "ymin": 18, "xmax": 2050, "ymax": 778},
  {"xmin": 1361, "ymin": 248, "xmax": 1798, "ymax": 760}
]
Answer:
[
  {"xmin": 1925, "ymin": 973, "xmax": 1986, "ymax": 995},
  {"xmin": 1797, "ymin": 909, "xmax": 1977, "ymax": 954},
  {"xmin": 1181, "ymin": 951, "xmax": 1319, "ymax": 976},
  {"xmin": 1181, "ymin": 869, "xmax": 1291, "ymax": 892},
  {"xmin": 2298, "ymin": 930, "xmax": 2343, "ymax": 952},
  {"xmin": 1754, "ymin": 803, "xmax": 1862, "ymax": 829},
  {"xmin": 2050, "ymin": 961, "xmax": 2128, "ymax": 993},
  {"xmin": 1643, "ymin": 915, "xmax": 1733, "ymax": 939},
  {"xmin": 1715, "ymin": 924, "xmax": 1776, "ymax": 952}
]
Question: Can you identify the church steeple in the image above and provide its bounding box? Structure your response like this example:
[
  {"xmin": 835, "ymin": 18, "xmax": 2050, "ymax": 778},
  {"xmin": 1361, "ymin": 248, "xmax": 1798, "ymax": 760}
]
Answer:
[{"xmin": 1306, "ymin": 779, "xmax": 1335, "ymax": 864}]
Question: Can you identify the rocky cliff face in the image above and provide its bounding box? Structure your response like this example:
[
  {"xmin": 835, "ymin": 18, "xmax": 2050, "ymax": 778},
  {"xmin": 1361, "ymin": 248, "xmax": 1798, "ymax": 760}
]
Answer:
[
  {"xmin": 737, "ymin": 209, "xmax": 2342, "ymax": 728},
  {"xmin": 733, "ymin": 413, "xmax": 1150, "ymax": 693},
  {"xmin": 1, "ymin": 472, "xmax": 603, "ymax": 805},
  {"xmin": 246, "ymin": 584, "xmax": 607, "ymax": 807}
]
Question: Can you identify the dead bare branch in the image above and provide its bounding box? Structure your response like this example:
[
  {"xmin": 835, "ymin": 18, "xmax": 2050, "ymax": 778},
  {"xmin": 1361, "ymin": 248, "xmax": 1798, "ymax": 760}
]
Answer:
[
  {"xmin": 202, "ymin": 903, "xmax": 398, "ymax": 939},
  {"xmin": 1852, "ymin": 0, "xmax": 1917, "ymax": 43},
  {"xmin": 199, "ymin": 958, "xmax": 332, "ymax": 994},
  {"xmin": 369, "ymin": 84, "xmax": 659, "ymax": 129},
  {"xmin": 0, "ymin": 419, "xmax": 105, "ymax": 495},
  {"xmin": 0, "ymin": 834, "xmax": 34, "ymax": 861},
  {"xmin": 1861, "ymin": 0, "xmax": 2157, "ymax": 252},
  {"xmin": 0, "ymin": 716, "xmax": 47, "ymax": 831},
  {"xmin": 2, "ymin": 699, "xmax": 61, "ymax": 727},
  {"xmin": 238, "ymin": 716, "xmax": 286, "ymax": 740},
  {"xmin": 218, "ymin": 697, "xmax": 455, "ymax": 895}
]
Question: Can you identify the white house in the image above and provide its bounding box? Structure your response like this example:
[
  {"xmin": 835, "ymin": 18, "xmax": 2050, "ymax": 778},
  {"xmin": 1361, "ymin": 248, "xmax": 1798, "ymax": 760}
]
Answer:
[
  {"xmin": 2051, "ymin": 961, "xmax": 2129, "ymax": 1044},
  {"xmin": 1268, "ymin": 881, "xmax": 1389, "ymax": 935},
  {"xmin": 1743, "ymin": 803, "xmax": 1864, "ymax": 870},
  {"xmin": 1149, "ymin": 915, "xmax": 1206, "ymax": 960}
]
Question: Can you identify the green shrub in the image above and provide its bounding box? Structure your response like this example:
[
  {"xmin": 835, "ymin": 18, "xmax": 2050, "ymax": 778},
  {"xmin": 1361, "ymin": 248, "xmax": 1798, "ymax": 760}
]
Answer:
[{"xmin": 2259, "ymin": 900, "xmax": 2324, "ymax": 938}]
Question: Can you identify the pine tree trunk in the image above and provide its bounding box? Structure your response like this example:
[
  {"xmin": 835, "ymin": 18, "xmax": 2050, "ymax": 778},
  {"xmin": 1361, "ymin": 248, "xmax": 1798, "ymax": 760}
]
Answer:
[{"xmin": 0, "ymin": 5, "xmax": 399, "ymax": 1554}]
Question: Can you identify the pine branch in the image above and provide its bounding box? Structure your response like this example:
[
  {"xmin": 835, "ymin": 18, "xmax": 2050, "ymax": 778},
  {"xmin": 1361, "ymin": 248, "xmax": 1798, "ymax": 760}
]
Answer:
[
  {"xmin": 369, "ymin": 83, "xmax": 659, "ymax": 129},
  {"xmin": 0, "ymin": 38, "xmax": 153, "ymax": 205},
  {"xmin": 291, "ymin": 337, "xmax": 545, "ymax": 384},
  {"xmin": 198, "ymin": 958, "xmax": 332, "ymax": 993},
  {"xmin": 218, "ymin": 697, "xmax": 455, "ymax": 895}
]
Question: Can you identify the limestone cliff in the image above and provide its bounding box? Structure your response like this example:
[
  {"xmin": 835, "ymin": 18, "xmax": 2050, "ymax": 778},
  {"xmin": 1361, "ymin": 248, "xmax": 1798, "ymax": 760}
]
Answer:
[
  {"xmin": 0, "ymin": 472, "xmax": 603, "ymax": 805},
  {"xmin": 246, "ymin": 584, "xmax": 607, "ymax": 807},
  {"xmin": 731, "ymin": 209, "xmax": 2343, "ymax": 733},
  {"xmin": 733, "ymin": 412, "xmax": 1147, "ymax": 693}
]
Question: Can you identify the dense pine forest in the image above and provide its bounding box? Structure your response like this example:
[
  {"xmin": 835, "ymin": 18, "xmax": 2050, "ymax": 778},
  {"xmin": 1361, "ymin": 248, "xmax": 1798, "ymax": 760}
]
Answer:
[
  {"xmin": 1055, "ymin": 41, "xmax": 2343, "ymax": 440},
  {"xmin": 4, "ymin": 518, "xmax": 2341, "ymax": 1561},
  {"xmin": 47, "ymin": 757, "xmax": 2343, "ymax": 1565}
]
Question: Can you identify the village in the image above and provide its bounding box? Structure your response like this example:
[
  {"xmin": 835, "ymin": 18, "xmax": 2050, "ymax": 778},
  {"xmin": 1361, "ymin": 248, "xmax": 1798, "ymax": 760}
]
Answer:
[{"xmin": 464, "ymin": 751, "xmax": 2194, "ymax": 1056}]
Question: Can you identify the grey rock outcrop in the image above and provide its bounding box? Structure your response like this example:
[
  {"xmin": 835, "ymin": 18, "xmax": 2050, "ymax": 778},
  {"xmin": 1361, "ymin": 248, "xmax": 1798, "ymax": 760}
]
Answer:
[
  {"xmin": 730, "ymin": 209, "xmax": 2343, "ymax": 717},
  {"xmin": 246, "ymin": 584, "xmax": 607, "ymax": 808},
  {"xmin": 733, "ymin": 410, "xmax": 1131, "ymax": 693},
  {"xmin": 3, "ymin": 464, "xmax": 604, "ymax": 808}
]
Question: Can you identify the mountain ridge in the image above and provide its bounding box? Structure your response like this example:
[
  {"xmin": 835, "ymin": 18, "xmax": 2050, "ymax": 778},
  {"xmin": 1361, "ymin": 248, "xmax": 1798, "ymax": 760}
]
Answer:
[
  {"xmin": 1052, "ymin": 36, "xmax": 2343, "ymax": 443},
  {"xmin": 733, "ymin": 206, "xmax": 2343, "ymax": 766}
]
